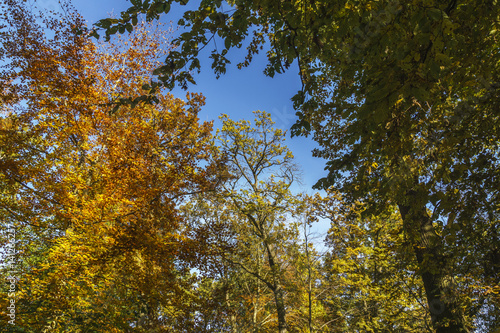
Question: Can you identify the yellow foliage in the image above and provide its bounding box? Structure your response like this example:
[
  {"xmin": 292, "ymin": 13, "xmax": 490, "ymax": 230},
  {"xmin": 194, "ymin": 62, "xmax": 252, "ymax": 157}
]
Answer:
[{"xmin": 0, "ymin": 1, "xmax": 218, "ymax": 331}]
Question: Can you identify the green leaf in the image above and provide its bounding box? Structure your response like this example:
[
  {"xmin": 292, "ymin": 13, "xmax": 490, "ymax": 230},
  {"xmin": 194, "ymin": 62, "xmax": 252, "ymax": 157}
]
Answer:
[
  {"xmin": 152, "ymin": 65, "xmax": 167, "ymax": 75},
  {"xmin": 164, "ymin": 3, "xmax": 171, "ymax": 13},
  {"xmin": 180, "ymin": 32, "xmax": 192, "ymax": 41},
  {"xmin": 89, "ymin": 30, "xmax": 100, "ymax": 39},
  {"xmin": 429, "ymin": 61, "xmax": 441, "ymax": 79},
  {"xmin": 97, "ymin": 18, "xmax": 112, "ymax": 29},
  {"xmin": 428, "ymin": 8, "xmax": 443, "ymax": 21}
]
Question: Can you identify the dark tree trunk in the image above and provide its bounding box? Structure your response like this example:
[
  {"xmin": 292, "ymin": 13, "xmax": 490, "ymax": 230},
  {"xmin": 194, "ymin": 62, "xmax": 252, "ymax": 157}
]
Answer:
[
  {"xmin": 398, "ymin": 190, "xmax": 469, "ymax": 333},
  {"xmin": 265, "ymin": 242, "xmax": 288, "ymax": 333},
  {"xmin": 273, "ymin": 284, "xmax": 288, "ymax": 333}
]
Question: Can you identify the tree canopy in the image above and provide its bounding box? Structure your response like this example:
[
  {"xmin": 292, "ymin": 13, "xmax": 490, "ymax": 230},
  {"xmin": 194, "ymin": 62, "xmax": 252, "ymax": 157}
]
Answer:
[
  {"xmin": 1, "ymin": 1, "xmax": 222, "ymax": 331},
  {"xmin": 96, "ymin": 1, "xmax": 500, "ymax": 332},
  {"xmin": 1, "ymin": 0, "xmax": 499, "ymax": 332}
]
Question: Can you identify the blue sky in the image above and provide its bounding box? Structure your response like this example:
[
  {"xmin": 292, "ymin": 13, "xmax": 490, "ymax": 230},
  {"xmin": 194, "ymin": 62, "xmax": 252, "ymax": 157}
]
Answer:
[{"xmin": 36, "ymin": 0, "xmax": 331, "ymax": 235}]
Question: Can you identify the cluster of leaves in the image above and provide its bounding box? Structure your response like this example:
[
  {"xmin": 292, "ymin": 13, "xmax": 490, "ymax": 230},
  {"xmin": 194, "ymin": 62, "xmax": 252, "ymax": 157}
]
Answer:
[
  {"xmin": 316, "ymin": 193, "xmax": 431, "ymax": 332},
  {"xmin": 0, "ymin": 1, "xmax": 223, "ymax": 331}
]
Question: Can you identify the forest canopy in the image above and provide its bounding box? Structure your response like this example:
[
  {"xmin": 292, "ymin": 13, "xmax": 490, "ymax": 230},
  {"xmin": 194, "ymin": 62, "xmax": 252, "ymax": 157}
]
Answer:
[{"xmin": 1, "ymin": 0, "xmax": 499, "ymax": 332}]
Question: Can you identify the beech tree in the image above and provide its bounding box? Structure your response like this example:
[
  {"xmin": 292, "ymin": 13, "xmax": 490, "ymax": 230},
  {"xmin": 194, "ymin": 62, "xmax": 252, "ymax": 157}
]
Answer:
[
  {"xmin": 0, "ymin": 1, "xmax": 220, "ymax": 331},
  {"xmin": 98, "ymin": 1, "xmax": 500, "ymax": 332}
]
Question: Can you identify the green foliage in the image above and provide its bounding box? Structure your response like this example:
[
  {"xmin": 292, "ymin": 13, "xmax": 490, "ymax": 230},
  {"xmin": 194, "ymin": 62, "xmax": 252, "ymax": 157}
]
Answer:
[{"xmin": 2, "ymin": 0, "xmax": 499, "ymax": 331}]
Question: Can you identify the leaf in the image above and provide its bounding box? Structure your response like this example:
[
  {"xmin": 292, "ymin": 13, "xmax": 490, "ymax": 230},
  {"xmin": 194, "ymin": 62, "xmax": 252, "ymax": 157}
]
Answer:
[
  {"xmin": 89, "ymin": 29, "xmax": 100, "ymax": 39},
  {"xmin": 97, "ymin": 18, "xmax": 112, "ymax": 29},
  {"xmin": 163, "ymin": 3, "xmax": 171, "ymax": 13},
  {"xmin": 428, "ymin": 8, "xmax": 443, "ymax": 21},
  {"xmin": 125, "ymin": 23, "xmax": 133, "ymax": 33}
]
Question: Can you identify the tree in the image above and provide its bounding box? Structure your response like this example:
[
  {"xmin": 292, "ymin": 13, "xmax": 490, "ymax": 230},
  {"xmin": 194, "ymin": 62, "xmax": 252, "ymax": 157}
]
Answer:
[
  {"xmin": 0, "ymin": 1, "xmax": 220, "ymax": 331},
  {"xmin": 183, "ymin": 111, "xmax": 324, "ymax": 333},
  {"xmin": 314, "ymin": 191, "xmax": 432, "ymax": 332},
  {"xmin": 215, "ymin": 111, "xmax": 300, "ymax": 333},
  {"xmin": 98, "ymin": 1, "xmax": 500, "ymax": 332},
  {"xmin": 286, "ymin": 207, "xmax": 329, "ymax": 333}
]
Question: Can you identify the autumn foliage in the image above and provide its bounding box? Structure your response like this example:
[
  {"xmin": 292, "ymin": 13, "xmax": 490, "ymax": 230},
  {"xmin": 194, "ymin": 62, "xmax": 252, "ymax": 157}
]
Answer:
[
  {"xmin": 1, "ymin": 0, "xmax": 221, "ymax": 331},
  {"xmin": 1, "ymin": 0, "xmax": 499, "ymax": 332}
]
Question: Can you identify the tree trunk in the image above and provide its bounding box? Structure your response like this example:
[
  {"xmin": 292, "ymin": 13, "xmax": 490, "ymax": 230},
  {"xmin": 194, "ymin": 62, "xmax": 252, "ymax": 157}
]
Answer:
[
  {"xmin": 265, "ymin": 242, "xmax": 288, "ymax": 333},
  {"xmin": 224, "ymin": 287, "xmax": 238, "ymax": 333},
  {"xmin": 398, "ymin": 190, "xmax": 469, "ymax": 333},
  {"xmin": 304, "ymin": 224, "xmax": 313, "ymax": 333},
  {"xmin": 273, "ymin": 284, "xmax": 288, "ymax": 333}
]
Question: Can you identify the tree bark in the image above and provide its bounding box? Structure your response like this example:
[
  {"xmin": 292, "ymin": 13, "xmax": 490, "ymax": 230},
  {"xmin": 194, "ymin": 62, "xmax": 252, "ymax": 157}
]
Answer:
[
  {"xmin": 224, "ymin": 288, "xmax": 238, "ymax": 333},
  {"xmin": 265, "ymin": 242, "xmax": 288, "ymax": 333},
  {"xmin": 398, "ymin": 190, "xmax": 469, "ymax": 333},
  {"xmin": 272, "ymin": 284, "xmax": 288, "ymax": 333}
]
